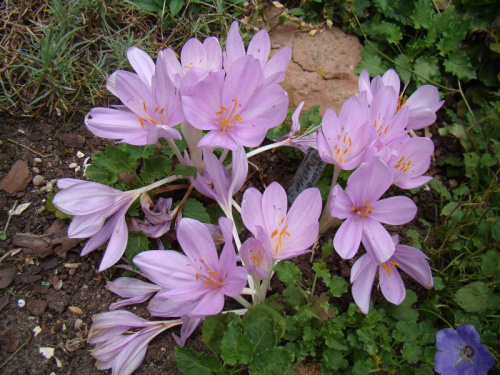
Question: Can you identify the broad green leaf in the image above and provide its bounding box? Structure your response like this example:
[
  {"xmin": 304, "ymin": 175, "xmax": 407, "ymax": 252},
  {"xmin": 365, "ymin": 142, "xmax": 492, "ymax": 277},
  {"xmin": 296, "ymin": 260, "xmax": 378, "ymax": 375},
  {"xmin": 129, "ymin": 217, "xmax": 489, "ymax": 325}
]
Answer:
[
  {"xmin": 283, "ymin": 285, "xmax": 306, "ymax": 307},
  {"xmin": 394, "ymin": 54, "xmax": 412, "ymax": 82},
  {"xmin": 454, "ymin": 282, "xmax": 493, "ymax": 313},
  {"xmin": 355, "ymin": 50, "xmax": 387, "ymax": 76},
  {"xmin": 125, "ymin": 231, "xmax": 150, "ymax": 260},
  {"xmin": 274, "ymin": 261, "xmax": 302, "ymax": 286},
  {"xmin": 175, "ymin": 347, "xmax": 223, "ymax": 375},
  {"xmin": 386, "ymin": 290, "xmax": 419, "ymax": 322},
  {"xmin": 220, "ymin": 321, "xmax": 254, "ymax": 365},
  {"xmin": 243, "ymin": 303, "xmax": 286, "ymax": 341},
  {"xmin": 402, "ymin": 342, "xmax": 422, "ymax": 363},
  {"xmin": 141, "ymin": 155, "xmax": 172, "ymax": 184},
  {"xmin": 443, "ymin": 51, "xmax": 477, "ymax": 81},
  {"xmin": 245, "ymin": 319, "xmax": 277, "ymax": 355},
  {"xmin": 170, "ymin": 0, "xmax": 184, "ymax": 17},
  {"xmin": 173, "ymin": 163, "xmax": 197, "ymax": 178},
  {"xmin": 299, "ymin": 104, "xmax": 322, "ymax": 129},
  {"xmin": 411, "ymin": 0, "xmax": 434, "ymax": 29},
  {"xmin": 436, "ymin": 20, "xmax": 469, "ymax": 56},
  {"xmin": 327, "ymin": 275, "xmax": 348, "ymax": 297},
  {"xmin": 428, "ymin": 178, "xmax": 451, "ymax": 200},
  {"xmin": 248, "ymin": 348, "xmax": 294, "ymax": 375},
  {"xmin": 202, "ymin": 313, "xmax": 240, "ymax": 354},
  {"xmin": 369, "ymin": 22, "xmax": 403, "ymax": 44},
  {"xmin": 85, "ymin": 163, "xmax": 118, "ymax": 185},
  {"xmin": 118, "ymin": 143, "xmax": 155, "ymax": 160},
  {"xmin": 322, "ymin": 348, "xmax": 348, "ymax": 371},
  {"xmin": 412, "ymin": 56, "xmax": 440, "ymax": 84},
  {"xmin": 181, "ymin": 198, "xmax": 211, "ymax": 223}
]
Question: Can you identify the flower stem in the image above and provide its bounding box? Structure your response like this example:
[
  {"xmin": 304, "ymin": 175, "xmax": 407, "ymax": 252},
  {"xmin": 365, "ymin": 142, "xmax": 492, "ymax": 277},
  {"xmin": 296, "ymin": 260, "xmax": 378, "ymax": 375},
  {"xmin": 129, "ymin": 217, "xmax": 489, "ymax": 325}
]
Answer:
[
  {"xmin": 141, "ymin": 174, "xmax": 183, "ymax": 193},
  {"xmin": 246, "ymin": 141, "xmax": 286, "ymax": 159},
  {"xmin": 233, "ymin": 294, "xmax": 252, "ymax": 309},
  {"xmin": 167, "ymin": 138, "xmax": 185, "ymax": 164},
  {"xmin": 318, "ymin": 165, "xmax": 341, "ymax": 234}
]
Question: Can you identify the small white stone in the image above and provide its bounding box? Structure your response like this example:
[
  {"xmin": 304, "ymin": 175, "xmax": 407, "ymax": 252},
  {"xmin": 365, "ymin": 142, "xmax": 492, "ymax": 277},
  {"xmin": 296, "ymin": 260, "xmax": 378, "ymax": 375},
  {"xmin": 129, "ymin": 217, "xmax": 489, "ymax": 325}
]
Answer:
[
  {"xmin": 76, "ymin": 151, "xmax": 85, "ymax": 158},
  {"xmin": 17, "ymin": 128, "xmax": 25, "ymax": 134},
  {"xmin": 74, "ymin": 319, "xmax": 83, "ymax": 330},
  {"xmin": 32, "ymin": 167, "xmax": 40, "ymax": 174},
  {"xmin": 68, "ymin": 162, "xmax": 78, "ymax": 169},
  {"xmin": 33, "ymin": 175, "xmax": 44, "ymax": 187},
  {"xmin": 33, "ymin": 326, "xmax": 42, "ymax": 336},
  {"xmin": 34, "ymin": 157, "xmax": 42, "ymax": 163},
  {"xmin": 74, "ymin": 166, "xmax": 81, "ymax": 172},
  {"xmin": 17, "ymin": 299, "xmax": 26, "ymax": 307}
]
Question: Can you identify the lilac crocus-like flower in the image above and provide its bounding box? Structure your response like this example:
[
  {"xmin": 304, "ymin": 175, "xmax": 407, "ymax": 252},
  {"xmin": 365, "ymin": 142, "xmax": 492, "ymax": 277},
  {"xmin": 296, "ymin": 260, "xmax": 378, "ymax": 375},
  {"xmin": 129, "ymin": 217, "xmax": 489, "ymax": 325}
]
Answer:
[
  {"xmin": 88, "ymin": 310, "xmax": 182, "ymax": 375},
  {"xmin": 240, "ymin": 237, "xmax": 274, "ymax": 280},
  {"xmin": 106, "ymin": 277, "xmax": 161, "ymax": 310},
  {"xmin": 386, "ymin": 134, "xmax": 434, "ymax": 189},
  {"xmin": 53, "ymin": 179, "xmax": 143, "ymax": 271},
  {"xmin": 182, "ymin": 55, "xmax": 289, "ymax": 150},
  {"xmin": 133, "ymin": 217, "xmax": 247, "ymax": 318},
  {"xmin": 358, "ymin": 69, "xmax": 444, "ymax": 130},
  {"xmin": 317, "ymin": 95, "xmax": 376, "ymax": 171},
  {"xmin": 435, "ymin": 325, "xmax": 495, "ymax": 375},
  {"xmin": 351, "ymin": 236, "xmax": 433, "ymax": 314},
  {"xmin": 85, "ymin": 47, "xmax": 184, "ymax": 145},
  {"xmin": 224, "ymin": 21, "xmax": 291, "ymax": 87},
  {"xmin": 128, "ymin": 193, "xmax": 177, "ymax": 238},
  {"xmin": 187, "ymin": 145, "xmax": 248, "ymax": 216},
  {"xmin": 274, "ymin": 102, "xmax": 317, "ymax": 153},
  {"xmin": 162, "ymin": 36, "xmax": 222, "ymax": 94},
  {"xmin": 330, "ymin": 157, "xmax": 417, "ymax": 263},
  {"xmin": 241, "ymin": 182, "xmax": 322, "ymax": 260}
]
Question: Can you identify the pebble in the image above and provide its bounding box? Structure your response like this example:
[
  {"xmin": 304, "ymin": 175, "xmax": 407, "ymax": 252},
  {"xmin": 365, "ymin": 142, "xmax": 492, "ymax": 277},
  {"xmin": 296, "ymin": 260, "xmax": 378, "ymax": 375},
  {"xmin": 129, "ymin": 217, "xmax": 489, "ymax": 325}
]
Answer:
[
  {"xmin": 27, "ymin": 299, "xmax": 47, "ymax": 316},
  {"xmin": 33, "ymin": 158, "xmax": 42, "ymax": 163},
  {"xmin": 33, "ymin": 175, "xmax": 44, "ymax": 187},
  {"xmin": 17, "ymin": 299, "xmax": 26, "ymax": 307},
  {"xmin": 76, "ymin": 151, "xmax": 85, "ymax": 158},
  {"xmin": 68, "ymin": 162, "xmax": 78, "ymax": 169},
  {"xmin": 32, "ymin": 167, "xmax": 40, "ymax": 174},
  {"xmin": 74, "ymin": 319, "xmax": 83, "ymax": 330}
]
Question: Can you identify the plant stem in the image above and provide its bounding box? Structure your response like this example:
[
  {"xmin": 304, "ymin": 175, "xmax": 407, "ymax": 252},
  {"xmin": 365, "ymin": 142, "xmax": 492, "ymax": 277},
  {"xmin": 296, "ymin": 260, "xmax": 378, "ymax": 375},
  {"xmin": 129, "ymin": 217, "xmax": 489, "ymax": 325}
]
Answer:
[
  {"xmin": 167, "ymin": 138, "xmax": 185, "ymax": 164},
  {"xmin": 246, "ymin": 141, "xmax": 286, "ymax": 159},
  {"xmin": 233, "ymin": 294, "xmax": 252, "ymax": 309},
  {"xmin": 318, "ymin": 165, "xmax": 341, "ymax": 234}
]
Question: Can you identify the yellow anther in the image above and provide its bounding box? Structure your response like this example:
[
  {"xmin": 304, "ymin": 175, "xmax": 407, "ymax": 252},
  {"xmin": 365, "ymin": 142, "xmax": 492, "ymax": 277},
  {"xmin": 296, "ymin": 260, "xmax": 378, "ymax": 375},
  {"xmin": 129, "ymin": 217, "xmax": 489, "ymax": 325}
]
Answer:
[
  {"xmin": 381, "ymin": 261, "xmax": 400, "ymax": 277},
  {"xmin": 154, "ymin": 106, "xmax": 159, "ymax": 113},
  {"xmin": 143, "ymin": 102, "xmax": 147, "ymax": 112},
  {"xmin": 233, "ymin": 114, "xmax": 243, "ymax": 122}
]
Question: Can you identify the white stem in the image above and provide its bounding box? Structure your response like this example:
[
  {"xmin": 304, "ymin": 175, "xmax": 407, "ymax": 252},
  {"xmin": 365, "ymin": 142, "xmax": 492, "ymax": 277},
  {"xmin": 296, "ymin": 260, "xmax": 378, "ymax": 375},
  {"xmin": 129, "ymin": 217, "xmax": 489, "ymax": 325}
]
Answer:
[
  {"xmin": 219, "ymin": 148, "xmax": 229, "ymax": 163},
  {"xmin": 140, "ymin": 174, "xmax": 183, "ymax": 193},
  {"xmin": 231, "ymin": 199, "xmax": 242, "ymax": 214},
  {"xmin": 246, "ymin": 141, "xmax": 286, "ymax": 159},
  {"xmin": 167, "ymin": 138, "xmax": 185, "ymax": 164},
  {"xmin": 241, "ymin": 287, "xmax": 256, "ymax": 295},
  {"xmin": 233, "ymin": 294, "xmax": 252, "ymax": 309}
]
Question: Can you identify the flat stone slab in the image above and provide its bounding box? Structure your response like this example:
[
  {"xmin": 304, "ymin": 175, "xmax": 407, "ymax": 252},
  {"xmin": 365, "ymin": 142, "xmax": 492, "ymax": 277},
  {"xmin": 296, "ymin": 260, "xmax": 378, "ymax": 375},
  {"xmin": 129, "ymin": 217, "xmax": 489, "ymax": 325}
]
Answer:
[{"xmin": 270, "ymin": 22, "xmax": 362, "ymax": 114}]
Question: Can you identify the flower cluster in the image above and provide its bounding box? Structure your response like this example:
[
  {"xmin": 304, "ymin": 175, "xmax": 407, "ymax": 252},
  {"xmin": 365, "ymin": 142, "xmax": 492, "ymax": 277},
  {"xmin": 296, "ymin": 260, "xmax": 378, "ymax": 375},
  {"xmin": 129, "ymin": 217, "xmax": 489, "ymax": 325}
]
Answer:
[{"xmin": 51, "ymin": 21, "xmax": 445, "ymax": 374}]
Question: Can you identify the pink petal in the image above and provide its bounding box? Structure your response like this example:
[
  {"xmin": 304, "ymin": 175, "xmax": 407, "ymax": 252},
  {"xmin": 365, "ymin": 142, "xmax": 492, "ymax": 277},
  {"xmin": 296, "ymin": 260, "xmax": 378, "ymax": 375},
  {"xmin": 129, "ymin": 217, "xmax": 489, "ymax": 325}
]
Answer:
[
  {"xmin": 127, "ymin": 47, "xmax": 155, "ymax": 87},
  {"xmin": 347, "ymin": 156, "xmax": 392, "ymax": 205},
  {"xmin": 351, "ymin": 254, "xmax": 377, "ymax": 314},
  {"xmin": 333, "ymin": 216, "xmax": 362, "ymax": 259},
  {"xmin": 99, "ymin": 210, "xmax": 129, "ymax": 271},
  {"xmin": 369, "ymin": 196, "xmax": 417, "ymax": 225},
  {"xmin": 247, "ymin": 29, "xmax": 271, "ymax": 69},
  {"xmin": 177, "ymin": 218, "xmax": 219, "ymax": 268},
  {"xmin": 261, "ymin": 182, "xmax": 288, "ymax": 234},
  {"xmin": 378, "ymin": 267, "xmax": 406, "ymax": 305},
  {"xmin": 241, "ymin": 187, "xmax": 264, "ymax": 236},
  {"xmin": 361, "ymin": 218, "xmax": 395, "ymax": 264}
]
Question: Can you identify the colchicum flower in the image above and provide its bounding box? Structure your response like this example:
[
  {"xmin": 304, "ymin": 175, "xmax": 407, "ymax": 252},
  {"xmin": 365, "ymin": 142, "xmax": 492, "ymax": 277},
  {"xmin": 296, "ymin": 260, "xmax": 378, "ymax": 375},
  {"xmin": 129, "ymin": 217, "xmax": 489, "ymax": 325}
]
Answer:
[
  {"xmin": 182, "ymin": 55, "xmax": 289, "ymax": 150},
  {"xmin": 133, "ymin": 217, "xmax": 248, "ymax": 318},
  {"xmin": 351, "ymin": 236, "xmax": 433, "ymax": 314},
  {"xmin": 85, "ymin": 47, "xmax": 184, "ymax": 145},
  {"xmin": 128, "ymin": 193, "xmax": 177, "ymax": 238},
  {"xmin": 239, "ymin": 237, "xmax": 274, "ymax": 280},
  {"xmin": 241, "ymin": 182, "xmax": 322, "ymax": 260},
  {"xmin": 330, "ymin": 157, "xmax": 417, "ymax": 263},
  {"xmin": 274, "ymin": 102, "xmax": 317, "ymax": 153},
  {"xmin": 435, "ymin": 325, "xmax": 495, "ymax": 375}
]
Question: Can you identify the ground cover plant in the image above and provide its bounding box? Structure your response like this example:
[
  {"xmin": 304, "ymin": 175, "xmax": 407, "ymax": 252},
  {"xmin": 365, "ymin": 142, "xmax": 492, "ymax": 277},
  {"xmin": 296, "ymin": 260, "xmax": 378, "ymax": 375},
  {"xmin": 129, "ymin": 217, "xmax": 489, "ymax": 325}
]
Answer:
[{"xmin": 1, "ymin": 0, "xmax": 499, "ymax": 374}]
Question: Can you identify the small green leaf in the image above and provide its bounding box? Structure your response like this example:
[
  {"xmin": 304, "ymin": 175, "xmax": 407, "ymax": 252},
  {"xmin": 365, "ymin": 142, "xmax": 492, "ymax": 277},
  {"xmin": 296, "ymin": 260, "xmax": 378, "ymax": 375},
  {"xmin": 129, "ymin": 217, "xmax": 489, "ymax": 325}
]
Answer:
[
  {"xmin": 169, "ymin": 0, "xmax": 184, "ymax": 17},
  {"xmin": 202, "ymin": 313, "xmax": 240, "ymax": 354},
  {"xmin": 243, "ymin": 303, "xmax": 286, "ymax": 341},
  {"xmin": 175, "ymin": 347, "xmax": 223, "ymax": 375},
  {"xmin": 322, "ymin": 348, "xmax": 349, "ymax": 371},
  {"xmin": 443, "ymin": 51, "xmax": 477, "ymax": 81},
  {"xmin": 125, "ymin": 232, "xmax": 150, "ymax": 260},
  {"xmin": 454, "ymin": 282, "xmax": 493, "ymax": 313},
  {"xmin": 355, "ymin": 44, "xmax": 388, "ymax": 76},
  {"xmin": 433, "ymin": 276, "xmax": 444, "ymax": 291},
  {"xmin": 221, "ymin": 321, "xmax": 253, "ymax": 365},
  {"xmin": 248, "ymin": 348, "xmax": 294, "ymax": 375},
  {"xmin": 413, "ymin": 56, "xmax": 440, "ymax": 84},
  {"xmin": 141, "ymin": 156, "xmax": 172, "ymax": 184},
  {"xmin": 401, "ymin": 342, "xmax": 422, "ymax": 363},
  {"xmin": 182, "ymin": 198, "xmax": 211, "ymax": 223},
  {"xmin": 173, "ymin": 163, "xmax": 197, "ymax": 178},
  {"xmin": 245, "ymin": 319, "xmax": 277, "ymax": 355},
  {"xmin": 428, "ymin": 179, "xmax": 451, "ymax": 200},
  {"xmin": 274, "ymin": 261, "xmax": 302, "ymax": 286},
  {"xmin": 411, "ymin": 0, "xmax": 434, "ymax": 29}
]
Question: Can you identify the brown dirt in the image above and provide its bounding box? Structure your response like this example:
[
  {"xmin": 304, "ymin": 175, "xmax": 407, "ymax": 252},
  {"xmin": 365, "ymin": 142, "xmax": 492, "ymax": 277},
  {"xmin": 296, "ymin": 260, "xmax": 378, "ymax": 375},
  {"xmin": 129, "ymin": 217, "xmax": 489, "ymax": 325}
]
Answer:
[{"xmin": 0, "ymin": 111, "xmax": 452, "ymax": 374}]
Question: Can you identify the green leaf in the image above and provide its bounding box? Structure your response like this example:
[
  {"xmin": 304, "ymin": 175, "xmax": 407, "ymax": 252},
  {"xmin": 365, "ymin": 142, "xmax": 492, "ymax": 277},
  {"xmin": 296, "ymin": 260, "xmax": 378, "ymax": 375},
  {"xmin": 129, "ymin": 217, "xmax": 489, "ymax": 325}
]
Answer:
[
  {"xmin": 124, "ymin": 232, "xmax": 150, "ymax": 260},
  {"xmin": 394, "ymin": 54, "xmax": 413, "ymax": 82},
  {"xmin": 436, "ymin": 20, "xmax": 469, "ymax": 56},
  {"xmin": 356, "ymin": 51, "xmax": 387, "ymax": 76},
  {"xmin": 411, "ymin": 0, "xmax": 434, "ymax": 29},
  {"xmin": 243, "ymin": 303, "xmax": 286, "ymax": 341},
  {"xmin": 182, "ymin": 198, "xmax": 211, "ymax": 223},
  {"xmin": 370, "ymin": 22, "xmax": 403, "ymax": 44},
  {"xmin": 299, "ymin": 104, "xmax": 322, "ymax": 129},
  {"xmin": 118, "ymin": 143, "xmax": 155, "ymax": 160},
  {"xmin": 85, "ymin": 163, "xmax": 118, "ymax": 185},
  {"xmin": 248, "ymin": 348, "xmax": 294, "ymax": 375},
  {"xmin": 169, "ymin": 0, "xmax": 184, "ymax": 17},
  {"xmin": 274, "ymin": 261, "xmax": 302, "ymax": 286},
  {"xmin": 428, "ymin": 178, "xmax": 451, "ymax": 200},
  {"xmin": 173, "ymin": 163, "xmax": 198, "ymax": 178},
  {"xmin": 202, "ymin": 313, "xmax": 240, "ymax": 354},
  {"xmin": 175, "ymin": 347, "xmax": 223, "ymax": 375},
  {"xmin": 401, "ymin": 342, "xmax": 422, "ymax": 363},
  {"xmin": 433, "ymin": 276, "xmax": 444, "ymax": 291},
  {"xmin": 141, "ymin": 156, "xmax": 172, "ymax": 184},
  {"xmin": 454, "ymin": 282, "xmax": 493, "ymax": 313},
  {"xmin": 221, "ymin": 321, "xmax": 254, "ymax": 365},
  {"xmin": 412, "ymin": 56, "xmax": 440, "ymax": 84},
  {"xmin": 322, "ymin": 348, "xmax": 348, "ymax": 371},
  {"xmin": 283, "ymin": 285, "xmax": 306, "ymax": 307},
  {"xmin": 386, "ymin": 290, "xmax": 419, "ymax": 322},
  {"xmin": 443, "ymin": 51, "xmax": 477, "ymax": 81},
  {"xmin": 245, "ymin": 319, "xmax": 277, "ymax": 355}
]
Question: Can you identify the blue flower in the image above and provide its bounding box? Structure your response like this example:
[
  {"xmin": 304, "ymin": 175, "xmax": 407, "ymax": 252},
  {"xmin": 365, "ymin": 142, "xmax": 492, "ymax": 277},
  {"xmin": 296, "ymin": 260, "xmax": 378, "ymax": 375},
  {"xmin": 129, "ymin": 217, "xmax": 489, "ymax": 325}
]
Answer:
[{"xmin": 435, "ymin": 325, "xmax": 495, "ymax": 375}]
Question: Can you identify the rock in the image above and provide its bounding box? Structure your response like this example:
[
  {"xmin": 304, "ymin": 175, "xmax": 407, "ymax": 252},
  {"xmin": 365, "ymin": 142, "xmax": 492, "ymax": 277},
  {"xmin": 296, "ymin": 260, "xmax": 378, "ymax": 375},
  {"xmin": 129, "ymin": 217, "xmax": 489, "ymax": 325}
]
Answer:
[
  {"xmin": 33, "ymin": 158, "xmax": 42, "ymax": 163},
  {"xmin": 270, "ymin": 22, "xmax": 362, "ymax": 114},
  {"xmin": 33, "ymin": 175, "xmax": 44, "ymax": 187},
  {"xmin": 68, "ymin": 162, "xmax": 77, "ymax": 169},
  {"xmin": 0, "ymin": 160, "xmax": 31, "ymax": 195},
  {"xmin": 27, "ymin": 299, "xmax": 47, "ymax": 316},
  {"xmin": 32, "ymin": 167, "xmax": 40, "ymax": 174},
  {"xmin": 28, "ymin": 132, "xmax": 42, "ymax": 142}
]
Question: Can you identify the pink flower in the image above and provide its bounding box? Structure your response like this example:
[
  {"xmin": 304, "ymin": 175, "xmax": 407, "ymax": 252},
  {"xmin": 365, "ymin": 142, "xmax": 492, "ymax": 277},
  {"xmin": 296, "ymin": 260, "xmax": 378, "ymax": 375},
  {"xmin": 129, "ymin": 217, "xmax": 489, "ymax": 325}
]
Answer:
[
  {"xmin": 241, "ymin": 182, "xmax": 322, "ymax": 260},
  {"xmin": 351, "ymin": 236, "xmax": 433, "ymax": 314},
  {"xmin": 133, "ymin": 217, "xmax": 247, "ymax": 318},
  {"xmin": 105, "ymin": 277, "xmax": 161, "ymax": 310},
  {"xmin": 317, "ymin": 95, "xmax": 376, "ymax": 170},
  {"xmin": 274, "ymin": 102, "xmax": 317, "ymax": 153},
  {"xmin": 53, "ymin": 179, "xmax": 143, "ymax": 271},
  {"xmin": 239, "ymin": 238, "xmax": 274, "ymax": 280},
  {"xmin": 182, "ymin": 55, "xmax": 289, "ymax": 150},
  {"xmin": 224, "ymin": 21, "xmax": 291, "ymax": 87},
  {"xmin": 128, "ymin": 193, "xmax": 177, "ymax": 238},
  {"xmin": 85, "ymin": 47, "xmax": 184, "ymax": 145},
  {"xmin": 330, "ymin": 157, "xmax": 417, "ymax": 263}
]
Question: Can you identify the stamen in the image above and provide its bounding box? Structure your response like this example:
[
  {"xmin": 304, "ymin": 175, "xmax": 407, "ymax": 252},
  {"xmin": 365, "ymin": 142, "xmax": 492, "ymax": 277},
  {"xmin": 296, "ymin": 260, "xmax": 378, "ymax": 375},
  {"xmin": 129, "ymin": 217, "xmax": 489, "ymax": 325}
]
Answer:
[
  {"xmin": 154, "ymin": 106, "xmax": 159, "ymax": 113},
  {"xmin": 159, "ymin": 108, "xmax": 165, "ymax": 114},
  {"xmin": 380, "ymin": 261, "xmax": 400, "ymax": 277},
  {"xmin": 143, "ymin": 102, "xmax": 147, "ymax": 112},
  {"xmin": 233, "ymin": 114, "xmax": 243, "ymax": 122},
  {"xmin": 195, "ymin": 273, "xmax": 199, "ymax": 281},
  {"xmin": 271, "ymin": 229, "xmax": 279, "ymax": 238}
]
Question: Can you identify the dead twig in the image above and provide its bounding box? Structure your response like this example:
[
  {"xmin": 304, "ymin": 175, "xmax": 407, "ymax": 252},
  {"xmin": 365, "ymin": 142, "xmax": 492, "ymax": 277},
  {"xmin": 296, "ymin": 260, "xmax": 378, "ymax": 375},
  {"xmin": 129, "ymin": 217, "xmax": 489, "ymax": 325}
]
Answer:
[{"xmin": 7, "ymin": 139, "xmax": 53, "ymax": 158}]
